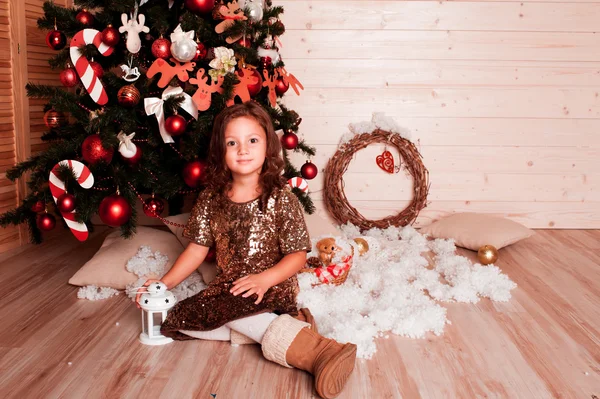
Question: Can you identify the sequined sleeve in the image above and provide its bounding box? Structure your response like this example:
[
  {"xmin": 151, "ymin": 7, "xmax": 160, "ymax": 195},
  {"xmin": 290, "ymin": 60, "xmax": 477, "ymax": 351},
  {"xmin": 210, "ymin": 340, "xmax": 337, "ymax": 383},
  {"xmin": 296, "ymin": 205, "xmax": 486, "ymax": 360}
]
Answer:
[
  {"xmin": 182, "ymin": 189, "xmax": 215, "ymax": 248},
  {"xmin": 276, "ymin": 188, "xmax": 311, "ymax": 255}
]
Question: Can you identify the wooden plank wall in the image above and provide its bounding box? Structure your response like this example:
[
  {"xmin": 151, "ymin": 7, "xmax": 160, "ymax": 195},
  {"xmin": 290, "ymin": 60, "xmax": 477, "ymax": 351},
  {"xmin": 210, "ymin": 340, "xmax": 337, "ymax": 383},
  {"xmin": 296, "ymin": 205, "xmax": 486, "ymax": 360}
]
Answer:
[
  {"xmin": 280, "ymin": 0, "xmax": 600, "ymax": 228},
  {"xmin": 0, "ymin": 0, "xmax": 19, "ymax": 252},
  {"xmin": 0, "ymin": 0, "xmax": 71, "ymax": 253}
]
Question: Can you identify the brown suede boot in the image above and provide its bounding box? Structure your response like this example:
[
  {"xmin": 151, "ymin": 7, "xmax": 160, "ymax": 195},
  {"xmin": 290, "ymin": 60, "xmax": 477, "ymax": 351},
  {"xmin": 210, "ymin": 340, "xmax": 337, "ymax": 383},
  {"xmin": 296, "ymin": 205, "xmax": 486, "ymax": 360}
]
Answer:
[
  {"xmin": 261, "ymin": 315, "xmax": 357, "ymax": 399},
  {"xmin": 294, "ymin": 308, "xmax": 319, "ymax": 334}
]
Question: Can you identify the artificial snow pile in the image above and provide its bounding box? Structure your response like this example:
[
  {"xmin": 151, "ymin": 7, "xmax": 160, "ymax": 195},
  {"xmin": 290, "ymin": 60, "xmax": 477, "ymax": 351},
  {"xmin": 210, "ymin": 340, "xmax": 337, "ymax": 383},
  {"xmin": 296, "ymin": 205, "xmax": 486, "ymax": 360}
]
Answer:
[
  {"xmin": 77, "ymin": 245, "xmax": 207, "ymax": 301},
  {"xmin": 339, "ymin": 112, "xmax": 411, "ymax": 146},
  {"xmin": 296, "ymin": 225, "xmax": 517, "ymax": 359},
  {"xmin": 77, "ymin": 285, "xmax": 120, "ymax": 300}
]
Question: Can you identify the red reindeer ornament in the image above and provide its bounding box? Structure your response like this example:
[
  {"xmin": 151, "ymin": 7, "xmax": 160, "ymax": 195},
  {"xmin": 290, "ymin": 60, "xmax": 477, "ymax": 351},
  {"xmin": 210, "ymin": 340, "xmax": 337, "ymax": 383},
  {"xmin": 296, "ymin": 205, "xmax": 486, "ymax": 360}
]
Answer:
[
  {"xmin": 277, "ymin": 66, "xmax": 304, "ymax": 96},
  {"xmin": 147, "ymin": 58, "xmax": 196, "ymax": 88},
  {"xmin": 262, "ymin": 69, "xmax": 279, "ymax": 107},
  {"xmin": 226, "ymin": 65, "xmax": 260, "ymax": 107},
  {"xmin": 189, "ymin": 68, "xmax": 224, "ymax": 111}
]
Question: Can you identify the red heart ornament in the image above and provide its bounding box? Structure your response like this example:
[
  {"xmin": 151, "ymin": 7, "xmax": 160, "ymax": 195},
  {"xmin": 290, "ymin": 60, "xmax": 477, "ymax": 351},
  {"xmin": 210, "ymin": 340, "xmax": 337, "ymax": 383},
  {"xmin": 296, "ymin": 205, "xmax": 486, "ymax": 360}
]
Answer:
[{"xmin": 376, "ymin": 150, "xmax": 394, "ymax": 173}]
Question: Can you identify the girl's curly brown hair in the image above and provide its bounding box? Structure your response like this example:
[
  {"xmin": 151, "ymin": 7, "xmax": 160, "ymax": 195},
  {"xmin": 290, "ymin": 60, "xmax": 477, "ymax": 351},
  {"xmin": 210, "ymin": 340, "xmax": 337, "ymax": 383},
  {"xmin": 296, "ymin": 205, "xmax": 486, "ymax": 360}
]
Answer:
[{"xmin": 205, "ymin": 102, "xmax": 285, "ymax": 209}]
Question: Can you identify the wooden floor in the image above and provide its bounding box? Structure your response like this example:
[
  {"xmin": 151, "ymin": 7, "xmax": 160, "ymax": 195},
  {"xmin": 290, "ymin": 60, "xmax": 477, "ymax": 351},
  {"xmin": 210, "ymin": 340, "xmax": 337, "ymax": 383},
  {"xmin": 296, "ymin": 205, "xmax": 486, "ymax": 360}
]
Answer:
[{"xmin": 0, "ymin": 228, "xmax": 599, "ymax": 399}]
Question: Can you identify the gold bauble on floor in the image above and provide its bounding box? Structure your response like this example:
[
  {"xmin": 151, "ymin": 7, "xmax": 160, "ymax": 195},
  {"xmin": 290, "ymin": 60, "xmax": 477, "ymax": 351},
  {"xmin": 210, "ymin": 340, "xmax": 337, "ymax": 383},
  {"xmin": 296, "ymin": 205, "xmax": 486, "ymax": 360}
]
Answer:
[{"xmin": 477, "ymin": 245, "xmax": 499, "ymax": 265}]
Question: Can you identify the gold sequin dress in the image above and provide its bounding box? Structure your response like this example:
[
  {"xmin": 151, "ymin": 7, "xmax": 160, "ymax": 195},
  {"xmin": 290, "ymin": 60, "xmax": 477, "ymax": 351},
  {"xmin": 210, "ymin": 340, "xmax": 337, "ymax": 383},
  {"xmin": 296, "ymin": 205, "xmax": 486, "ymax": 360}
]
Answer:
[{"xmin": 160, "ymin": 186, "xmax": 311, "ymax": 341}]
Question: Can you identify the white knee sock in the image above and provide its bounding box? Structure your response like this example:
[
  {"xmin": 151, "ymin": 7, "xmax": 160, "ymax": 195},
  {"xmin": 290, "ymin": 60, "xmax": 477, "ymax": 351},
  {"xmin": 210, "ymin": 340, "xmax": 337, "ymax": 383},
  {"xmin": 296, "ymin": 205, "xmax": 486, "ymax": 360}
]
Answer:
[
  {"xmin": 179, "ymin": 324, "xmax": 231, "ymax": 341},
  {"xmin": 226, "ymin": 312, "xmax": 278, "ymax": 343}
]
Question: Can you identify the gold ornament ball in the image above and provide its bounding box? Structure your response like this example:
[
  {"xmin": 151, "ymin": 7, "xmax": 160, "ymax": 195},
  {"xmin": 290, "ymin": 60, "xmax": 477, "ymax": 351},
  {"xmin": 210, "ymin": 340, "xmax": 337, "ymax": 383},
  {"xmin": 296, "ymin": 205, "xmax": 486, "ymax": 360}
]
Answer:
[
  {"xmin": 477, "ymin": 245, "xmax": 499, "ymax": 265},
  {"xmin": 117, "ymin": 84, "xmax": 141, "ymax": 107},
  {"xmin": 353, "ymin": 237, "xmax": 369, "ymax": 256}
]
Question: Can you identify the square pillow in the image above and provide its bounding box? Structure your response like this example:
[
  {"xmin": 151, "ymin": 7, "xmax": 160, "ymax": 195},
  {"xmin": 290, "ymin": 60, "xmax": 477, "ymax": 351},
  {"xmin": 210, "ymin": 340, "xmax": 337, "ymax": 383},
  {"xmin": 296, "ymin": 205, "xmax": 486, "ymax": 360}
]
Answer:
[
  {"xmin": 419, "ymin": 212, "xmax": 534, "ymax": 250},
  {"xmin": 163, "ymin": 213, "xmax": 192, "ymax": 247},
  {"xmin": 69, "ymin": 226, "xmax": 185, "ymax": 289}
]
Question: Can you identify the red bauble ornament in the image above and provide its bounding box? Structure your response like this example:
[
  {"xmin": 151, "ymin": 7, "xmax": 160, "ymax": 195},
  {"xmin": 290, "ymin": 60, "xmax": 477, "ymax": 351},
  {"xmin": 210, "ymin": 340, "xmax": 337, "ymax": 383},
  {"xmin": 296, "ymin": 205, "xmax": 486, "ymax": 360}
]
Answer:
[
  {"xmin": 31, "ymin": 200, "xmax": 45, "ymax": 213},
  {"xmin": 244, "ymin": 69, "xmax": 263, "ymax": 97},
  {"xmin": 185, "ymin": 0, "xmax": 215, "ymax": 14},
  {"xmin": 281, "ymin": 132, "xmax": 298, "ymax": 150},
  {"xmin": 99, "ymin": 194, "xmax": 132, "ymax": 227},
  {"xmin": 165, "ymin": 115, "xmax": 187, "ymax": 136},
  {"xmin": 183, "ymin": 159, "xmax": 207, "ymax": 188},
  {"xmin": 143, "ymin": 197, "xmax": 165, "ymax": 217},
  {"xmin": 57, "ymin": 193, "xmax": 76, "ymax": 213},
  {"xmin": 89, "ymin": 61, "xmax": 104, "ymax": 78},
  {"xmin": 46, "ymin": 30, "xmax": 66, "ymax": 50},
  {"xmin": 101, "ymin": 25, "xmax": 120, "ymax": 46},
  {"xmin": 236, "ymin": 36, "xmax": 252, "ymax": 48},
  {"xmin": 151, "ymin": 37, "xmax": 172, "ymax": 59},
  {"xmin": 275, "ymin": 76, "xmax": 289, "ymax": 96},
  {"xmin": 117, "ymin": 85, "xmax": 140, "ymax": 107},
  {"xmin": 60, "ymin": 67, "xmax": 78, "ymax": 87},
  {"xmin": 37, "ymin": 213, "xmax": 56, "ymax": 231},
  {"xmin": 192, "ymin": 41, "xmax": 208, "ymax": 61},
  {"xmin": 76, "ymin": 9, "xmax": 94, "ymax": 26},
  {"xmin": 44, "ymin": 110, "xmax": 67, "ymax": 129},
  {"xmin": 301, "ymin": 161, "xmax": 318, "ymax": 180},
  {"xmin": 82, "ymin": 135, "xmax": 114, "ymax": 165},
  {"xmin": 206, "ymin": 246, "xmax": 216, "ymax": 263},
  {"xmin": 121, "ymin": 146, "xmax": 142, "ymax": 166}
]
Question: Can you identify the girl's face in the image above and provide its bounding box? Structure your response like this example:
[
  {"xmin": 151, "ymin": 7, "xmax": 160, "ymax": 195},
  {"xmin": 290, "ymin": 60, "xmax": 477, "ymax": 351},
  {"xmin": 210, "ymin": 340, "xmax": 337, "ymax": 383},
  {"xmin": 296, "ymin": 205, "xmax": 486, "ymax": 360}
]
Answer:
[{"xmin": 224, "ymin": 116, "xmax": 267, "ymax": 180}]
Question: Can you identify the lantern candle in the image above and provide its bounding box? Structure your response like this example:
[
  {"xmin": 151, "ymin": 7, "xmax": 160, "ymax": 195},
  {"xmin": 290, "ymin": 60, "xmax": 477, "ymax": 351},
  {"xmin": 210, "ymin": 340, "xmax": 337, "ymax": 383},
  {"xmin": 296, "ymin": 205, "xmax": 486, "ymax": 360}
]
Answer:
[{"xmin": 138, "ymin": 281, "xmax": 177, "ymax": 345}]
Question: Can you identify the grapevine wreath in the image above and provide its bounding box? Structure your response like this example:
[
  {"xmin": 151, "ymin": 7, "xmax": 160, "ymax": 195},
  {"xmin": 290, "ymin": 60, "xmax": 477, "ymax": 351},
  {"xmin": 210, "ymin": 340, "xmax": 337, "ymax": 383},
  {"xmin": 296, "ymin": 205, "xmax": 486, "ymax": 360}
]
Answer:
[{"xmin": 323, "ymin": 114, "xmax": 430, "ymax": 232}]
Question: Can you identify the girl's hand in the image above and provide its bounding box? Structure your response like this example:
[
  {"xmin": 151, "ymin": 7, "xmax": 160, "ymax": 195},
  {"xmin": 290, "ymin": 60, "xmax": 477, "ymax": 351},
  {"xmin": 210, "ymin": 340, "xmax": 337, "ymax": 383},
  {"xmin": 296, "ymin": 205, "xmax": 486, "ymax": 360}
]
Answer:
[
  {"xmin": 135, "ymin": 279, "xmax": 162, "ymax": 309},
  {"xmin": 230, "ymin": 273, "xmax": 272, "ymax": 305}
]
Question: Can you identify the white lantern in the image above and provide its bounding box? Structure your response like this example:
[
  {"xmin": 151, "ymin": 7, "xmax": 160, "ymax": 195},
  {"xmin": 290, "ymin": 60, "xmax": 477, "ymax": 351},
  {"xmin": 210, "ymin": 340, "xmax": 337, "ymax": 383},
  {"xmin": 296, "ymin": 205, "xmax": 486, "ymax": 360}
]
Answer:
[{"xmin": 138, "ymin": 281, "xmax": 177, "ymax": 345}]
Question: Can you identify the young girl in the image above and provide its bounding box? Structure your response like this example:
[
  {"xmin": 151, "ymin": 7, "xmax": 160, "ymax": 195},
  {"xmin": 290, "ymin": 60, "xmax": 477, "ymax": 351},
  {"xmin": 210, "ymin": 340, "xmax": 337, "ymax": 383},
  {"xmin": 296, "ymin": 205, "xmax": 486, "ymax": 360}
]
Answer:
[{"xmin": 136, "ymin": 102, "xmax": 357, "ymax": 399}]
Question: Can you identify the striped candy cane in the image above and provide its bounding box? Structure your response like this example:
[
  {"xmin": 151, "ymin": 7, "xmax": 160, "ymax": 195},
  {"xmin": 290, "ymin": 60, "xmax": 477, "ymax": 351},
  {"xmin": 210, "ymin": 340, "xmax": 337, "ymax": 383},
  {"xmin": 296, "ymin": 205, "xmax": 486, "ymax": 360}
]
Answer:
[
  {"xmin": 70, "ymin": 29, "xmax": 115, "ymax": 105},
  {"xmin": 49, "ymin": 160, "xmax": 95, "ymax": 241},
  {"xmin": 287, "ymin": 177, "xmax": 308, "ymax": 193}
]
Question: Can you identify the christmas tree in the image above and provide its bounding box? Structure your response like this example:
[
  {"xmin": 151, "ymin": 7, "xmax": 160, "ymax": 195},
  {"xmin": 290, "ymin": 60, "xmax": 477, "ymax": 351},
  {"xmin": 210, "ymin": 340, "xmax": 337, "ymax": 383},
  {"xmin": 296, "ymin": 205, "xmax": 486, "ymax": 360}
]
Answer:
[{"xmin": 0, "ymin": 0, "xmax": 317, "ymax": 244}]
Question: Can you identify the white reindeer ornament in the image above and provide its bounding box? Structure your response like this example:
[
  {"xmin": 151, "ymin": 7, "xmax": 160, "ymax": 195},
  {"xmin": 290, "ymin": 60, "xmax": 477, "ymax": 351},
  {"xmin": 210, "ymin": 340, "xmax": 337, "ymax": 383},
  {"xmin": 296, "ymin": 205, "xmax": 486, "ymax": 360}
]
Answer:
[{"xmin": 119, "ymin": 12, "xmax": 149, "ymax": 54}]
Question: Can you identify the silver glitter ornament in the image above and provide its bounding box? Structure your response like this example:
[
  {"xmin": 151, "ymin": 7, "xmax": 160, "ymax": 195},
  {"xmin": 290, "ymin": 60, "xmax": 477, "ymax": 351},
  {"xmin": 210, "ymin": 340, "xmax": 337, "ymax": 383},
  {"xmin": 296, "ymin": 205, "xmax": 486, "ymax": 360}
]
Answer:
[
  {"xmin": 245, "ymin": 1, "xmax": 264, "ymax": 23},
  {"xmin": 171, "ymin": 39, "xmax": 197, "ymax": 62}
]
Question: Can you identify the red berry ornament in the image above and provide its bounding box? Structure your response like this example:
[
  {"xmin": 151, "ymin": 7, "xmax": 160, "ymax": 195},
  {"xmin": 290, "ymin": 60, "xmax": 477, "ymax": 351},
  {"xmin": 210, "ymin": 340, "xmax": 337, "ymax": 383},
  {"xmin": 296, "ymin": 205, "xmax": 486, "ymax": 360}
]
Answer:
[
  {"xmin": 183, "ymin": 159, "xmax": 207, "ymax": 188},
  {"xmin": 99, "ymin": 194, "xmax": 132, "ymax": 227},
  {"xmin": 31, "ymin": 200, "xmax": 45, "ymax": 213},
  {"xmin": 165, "ymin": 115, "xmax": 187, "ymax": 136},
  {"xmin": 281, "ymin": 132, "xmax": 298, "ymax": 150},
  {"xmin": 89, "ymin": 60, "xmax": 104, "ymax": 78},
  {"xmin": 275, "ymin": 76, "xmax": 289, "ymax": 96},
  {"xmin": 76, "ymin": 9, "xmax": 94, "ymax": 26},
  {"xmin": 244, "ymin": 69, "xmax": 263, "ymax": 97},
  {"xmin": 151, "ymin": 37, "xmax": 172, "ymax": 59},
  {"xmin": 143, "ymin": 197, "xmax": 165, "ymax": 217},
  {"xmin": 37, "ymin": 213, "xmax": 56, "ymax": 231},
  {"xmin": 82, "ymin": 135, "xmax": 114, "ymax": 165},
  {"xmin": 192, "ymin": 41, "xmax": 208, "ymax": 61},
  {"xmin": 236, "ymin": 36, "xmax": 252, "ymax": 48},
  {"xmin": 57, "ymin": 193, "xmax": 76, "ymax": 213},
  {"xmin": 60, "ymin": 67, "xmax": 79, "ymax": 87},
  {"xmin": 301, "ymin": 161, "xmax": 318, "ymax": 180},
  {"xmin": 46, "ymin": 30, "xmax": 66, "ymax": 50},
  {"xmin": 101, "ymin": 25, "xmax": 120, "ymax": 46},
  {"xmin": 185, "ymin": 0, "xmax": 215, "ymax": 14},
  {"xmin": 44, "ymin": 110, "xmax": 68, "ymax": 129}
]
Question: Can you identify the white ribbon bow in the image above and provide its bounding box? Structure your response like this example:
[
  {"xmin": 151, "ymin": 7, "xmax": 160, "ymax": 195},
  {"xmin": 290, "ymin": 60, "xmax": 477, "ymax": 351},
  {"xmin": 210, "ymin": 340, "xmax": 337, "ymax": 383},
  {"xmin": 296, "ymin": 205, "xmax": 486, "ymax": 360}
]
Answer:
[
  {"xmin": 140, "ymin": 0, "xmax": 174, "ymax": 8},
  {"xmin": 170, "ymin": 24, "xmax": 195, "ymax": 44},
  {"xmin": 144, "ymin": 86, "xmax": 198, "ymax": 144}
]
